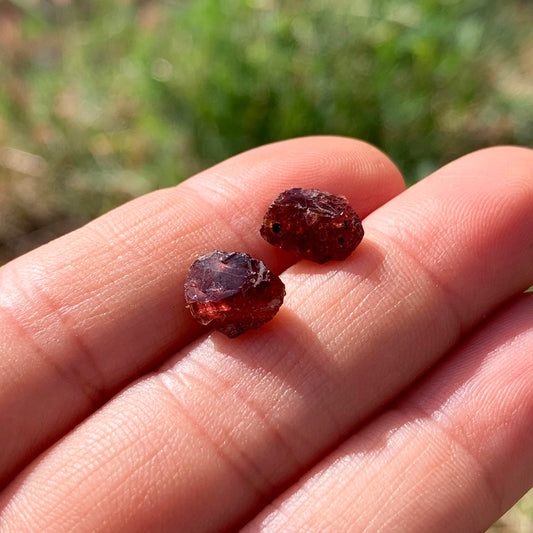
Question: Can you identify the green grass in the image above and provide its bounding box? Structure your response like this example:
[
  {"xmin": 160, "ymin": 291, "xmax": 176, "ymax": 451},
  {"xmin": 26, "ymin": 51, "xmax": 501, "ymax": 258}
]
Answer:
[
  {"xmin": 0, "ymin": 2, "xmax": 531, "ymax": 528},
  {"xmin": 1, "ymin": 0, "xmax": 532, "ymax": 262}
]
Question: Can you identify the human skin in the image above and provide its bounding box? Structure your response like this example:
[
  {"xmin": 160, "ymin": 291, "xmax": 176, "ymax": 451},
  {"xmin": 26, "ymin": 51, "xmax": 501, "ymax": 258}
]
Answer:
[{"xmin": 0, "ymin": 137, "xmax": 532, "ymax": 532}]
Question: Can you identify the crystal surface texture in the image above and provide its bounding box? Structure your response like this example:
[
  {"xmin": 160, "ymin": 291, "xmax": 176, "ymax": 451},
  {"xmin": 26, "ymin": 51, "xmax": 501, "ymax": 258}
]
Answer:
[
  {"xmin": 185, "ymin": 251, "xmax": 285, "ymax": 338},
  {"xmin": 260, "ymin": 188, "xmax": 364, "ymax": 263}
]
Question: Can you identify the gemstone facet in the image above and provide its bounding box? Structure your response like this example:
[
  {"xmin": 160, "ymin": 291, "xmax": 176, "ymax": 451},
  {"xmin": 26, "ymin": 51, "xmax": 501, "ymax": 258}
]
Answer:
[
  {"xmin": 260, "ymin": 188, "xmax": 364, "ymax": 263},
  {"xmin": 185, "ymin": 251, "xmax": 285, "ymax": 338}
]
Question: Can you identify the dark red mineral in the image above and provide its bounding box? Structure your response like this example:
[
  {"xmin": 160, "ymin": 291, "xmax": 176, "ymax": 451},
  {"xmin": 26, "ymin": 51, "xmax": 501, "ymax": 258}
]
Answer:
[
  {"xmin": 184, "ymin": 251, "xmax": 285, "ymax": 338},
  {"xmin": 260, "ymin": 188, "xmax": 364, "ymax": 263}
]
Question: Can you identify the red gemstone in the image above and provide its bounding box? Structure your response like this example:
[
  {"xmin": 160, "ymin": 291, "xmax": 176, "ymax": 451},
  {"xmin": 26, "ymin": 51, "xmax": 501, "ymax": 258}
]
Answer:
[
  {"xmin": 260, "ymin": 188, "xmax": 364, "ymax": 263},
  {"xmin": 185, "ymin": 251, "xmax": 285, "ymax": 338}
]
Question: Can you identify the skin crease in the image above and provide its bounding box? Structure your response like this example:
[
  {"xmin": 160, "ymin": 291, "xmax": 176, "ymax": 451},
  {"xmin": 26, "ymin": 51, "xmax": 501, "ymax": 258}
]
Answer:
[
  {"xmin": 0, "ymin": 136, "xmax": 404, "ymax": 487},
  {"xmin": 244, "ymin": 295, "xmax": 533, "ymax": 533},
  {"xmin": 0, "ymin": 138, "xmax": 532, "ymax": 532}
]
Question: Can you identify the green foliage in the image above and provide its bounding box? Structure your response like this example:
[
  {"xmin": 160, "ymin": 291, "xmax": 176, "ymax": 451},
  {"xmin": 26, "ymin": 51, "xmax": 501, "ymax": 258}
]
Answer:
[
  {"xmin": 1, "ymin": 4, "xmax": 532, "ymax": 524},
  {"xmin": 0, "ymin": 0, "xmax": 532, "ymax": 261}
]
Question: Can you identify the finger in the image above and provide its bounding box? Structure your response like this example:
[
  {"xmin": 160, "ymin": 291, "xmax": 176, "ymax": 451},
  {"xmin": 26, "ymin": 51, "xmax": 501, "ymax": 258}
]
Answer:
[
  {"xmin": 1, "ymin": 147, "xmax": 532, "ymax": 532},
  {"xmin": 0, "ymin": 136, "xmax": 404, "ymax": 486},
  {"xmin": 244, "ymin": 294, "xmax": 533, "ymax": 533}
]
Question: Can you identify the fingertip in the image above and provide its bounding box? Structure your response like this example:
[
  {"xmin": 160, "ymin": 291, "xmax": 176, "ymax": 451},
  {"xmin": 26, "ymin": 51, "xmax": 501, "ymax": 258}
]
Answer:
[{"xmin": 437, "ymin": 145, "xmax": 533, "ymax": 179}]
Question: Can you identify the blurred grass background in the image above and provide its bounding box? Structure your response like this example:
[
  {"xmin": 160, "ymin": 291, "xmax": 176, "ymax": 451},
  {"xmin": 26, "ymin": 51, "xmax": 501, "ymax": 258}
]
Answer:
[
  {"xmin": 1, "ymin": 0, "xmax": 533, "ymax": 265},
  {"xmin": 0, "ymin": 1, "xmax": 532, "ymax": 527}
]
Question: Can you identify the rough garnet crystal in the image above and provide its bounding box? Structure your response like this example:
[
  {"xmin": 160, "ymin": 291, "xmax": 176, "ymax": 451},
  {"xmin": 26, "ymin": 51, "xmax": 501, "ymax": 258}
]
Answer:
[
  {"xmin": 185, "ymin": 251, "xmax": 285, "ymax": 338},
  {"xmin": 260, "ymin": 188, "xmax": 364, "ymax": 263}
]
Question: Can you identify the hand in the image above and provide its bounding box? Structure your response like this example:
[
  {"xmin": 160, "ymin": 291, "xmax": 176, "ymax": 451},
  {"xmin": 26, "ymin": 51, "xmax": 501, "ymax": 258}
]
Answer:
[{"xmin": 0, "ymin": 137, "xmax": 532, "ymax": 532}]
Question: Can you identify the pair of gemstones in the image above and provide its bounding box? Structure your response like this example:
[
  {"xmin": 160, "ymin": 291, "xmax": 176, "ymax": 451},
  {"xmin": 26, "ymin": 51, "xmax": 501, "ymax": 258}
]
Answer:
[{"xmin": 184, "ymin": 188, "xmax": 364, "ymax": 337}]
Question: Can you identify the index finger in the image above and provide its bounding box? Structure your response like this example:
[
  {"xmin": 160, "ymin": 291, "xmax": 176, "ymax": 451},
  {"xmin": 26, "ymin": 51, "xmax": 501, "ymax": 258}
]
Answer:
[{"xmin": 0, "ymin": 136, "xmax": 404, "ymax": 486}]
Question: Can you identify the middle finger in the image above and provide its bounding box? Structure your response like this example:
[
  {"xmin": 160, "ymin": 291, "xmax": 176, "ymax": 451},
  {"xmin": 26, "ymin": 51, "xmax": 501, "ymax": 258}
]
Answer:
[{"xmin": 2, "ymin": 147, "xmax": 532, "ymax": 533}]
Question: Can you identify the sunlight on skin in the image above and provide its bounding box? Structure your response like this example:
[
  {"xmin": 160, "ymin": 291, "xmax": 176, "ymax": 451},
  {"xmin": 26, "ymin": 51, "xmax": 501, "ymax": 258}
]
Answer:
[{"xmin": 0, "ymin": 141, "xmax": 532, "ymax": 532}]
